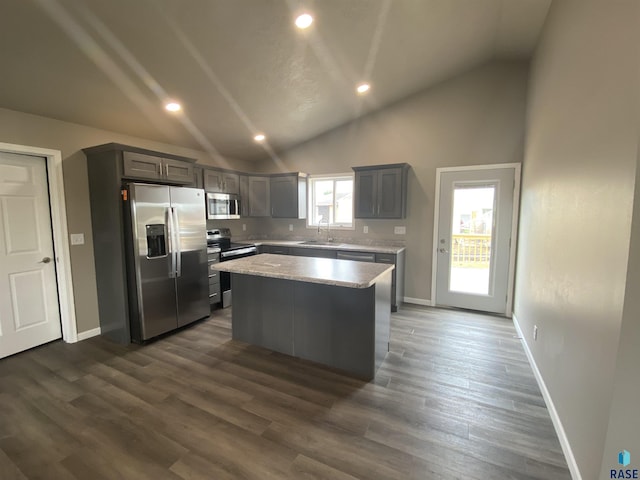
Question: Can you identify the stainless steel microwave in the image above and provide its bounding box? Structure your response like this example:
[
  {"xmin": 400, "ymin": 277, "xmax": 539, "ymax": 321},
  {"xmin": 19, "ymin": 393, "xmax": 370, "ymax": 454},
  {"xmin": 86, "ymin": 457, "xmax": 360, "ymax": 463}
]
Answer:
[{"xmin": 206, "ymin": 192, "xmax": 240, "ymax": 219}]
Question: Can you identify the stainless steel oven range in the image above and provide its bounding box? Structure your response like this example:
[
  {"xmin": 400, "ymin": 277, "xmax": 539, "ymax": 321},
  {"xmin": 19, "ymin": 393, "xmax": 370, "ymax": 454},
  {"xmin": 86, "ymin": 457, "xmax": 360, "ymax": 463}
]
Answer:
[{"xmin": 206, "ymin": 228, "xmax": 257, "ymax": 307}]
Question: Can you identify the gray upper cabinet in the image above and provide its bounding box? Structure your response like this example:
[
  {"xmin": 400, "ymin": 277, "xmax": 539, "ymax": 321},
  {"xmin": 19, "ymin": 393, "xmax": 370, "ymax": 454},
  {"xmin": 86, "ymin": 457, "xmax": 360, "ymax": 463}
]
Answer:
[
  {"xmin": 270, "ymin": 173, "xmax": 307, "ymax": 218},
  {"xmin": 122, "ymin": 151, "xmax": 194, "ymax": 185},
  {"xmin": 249, "ymin": 176, "xmax": 270, "ymax": 217},
  {"xmin": 239, "ymin": 174, "xmax": 267, "ymax": 217},
  {"xmin": 193, "ymin": 166, "xmax": 204, "ymax": 189},
  {"xmin": 353, "ymin": 163, "xmax": 409, "ymax": 219},
  {"xmin": 204, "ymin": 169, "xmax": 239, "ymax": 194},
  {"xmin": 164, "ymin": 158, "xmax": 195, "ymax": 184}
]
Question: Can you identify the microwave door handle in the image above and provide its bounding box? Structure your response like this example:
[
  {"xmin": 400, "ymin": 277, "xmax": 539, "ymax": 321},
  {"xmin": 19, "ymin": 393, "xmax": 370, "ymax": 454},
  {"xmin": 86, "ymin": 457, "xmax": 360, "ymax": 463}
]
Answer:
[
  {"xmin": 234, "ymin": 198, "xmax": 239, "ymax": 215},
  {"xmin": 173, "ymin": 207, "xmax": 182, "ymax": 277},
  {"xmin": 166, "ymin": 208, "xmax": 175, "ymax": 278}
]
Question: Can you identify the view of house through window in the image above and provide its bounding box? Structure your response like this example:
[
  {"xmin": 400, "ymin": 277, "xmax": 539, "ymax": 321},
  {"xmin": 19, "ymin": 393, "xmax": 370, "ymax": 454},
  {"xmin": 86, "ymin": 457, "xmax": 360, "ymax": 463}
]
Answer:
[{"xmin": 307, "ymin": 174, "xmax": 354, "ymax": 228}]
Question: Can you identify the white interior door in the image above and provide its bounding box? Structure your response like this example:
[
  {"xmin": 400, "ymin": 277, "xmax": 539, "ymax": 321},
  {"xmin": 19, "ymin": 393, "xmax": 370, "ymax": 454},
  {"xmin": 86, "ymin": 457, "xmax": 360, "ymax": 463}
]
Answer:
[
  {"xmin": 434, "ymin": 165, "xmax": 519, "ymax": 314},
  {"xmin": 0, "ymin": 152, "xmax": 62, "ymax": 359}
]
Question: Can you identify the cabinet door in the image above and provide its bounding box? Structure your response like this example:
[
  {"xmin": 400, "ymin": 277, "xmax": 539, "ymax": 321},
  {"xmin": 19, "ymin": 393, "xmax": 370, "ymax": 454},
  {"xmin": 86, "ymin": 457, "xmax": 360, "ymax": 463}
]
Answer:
[
  {"xmin": 263, "ymin": 245, "xmax": 290, "ymax": 255},
  {"xmin": 377, "ymin": 167, "xmax": 403, "ymax": 218},
  {"xmin": 270, "ymin": 176, "xmax": 297, "ymax": 218},
  {"xmin": 163, "ymin": 158, "xmax": 194, "ymax": 185},
  {"xmin": 289, "ymin": 247, "xmax": 336, "ymax": 258},
  {"xmin": 222, "ymin": 173, "xmax": 239, "ymax": 194},
  {"xmin": 203, "ymin": 169, "xmax": 223, "ymax": 192},
  {"xmin": 248, "ymin": 176, "xmax": 270, "ymax": 217},
  {"xmin": 239, "ymin": 175, "xmax": 250, "ymax": 216},
  {"xmin": 122, "ymin": 151, "xmax": 163, "ymax": 181},
  {"xmin": 354, "ymin": 170, "xmax": 377, "ymax": 218},
  {"xmin": 192, "ymin": 166, "xmax": 204, "ymax": 189}
]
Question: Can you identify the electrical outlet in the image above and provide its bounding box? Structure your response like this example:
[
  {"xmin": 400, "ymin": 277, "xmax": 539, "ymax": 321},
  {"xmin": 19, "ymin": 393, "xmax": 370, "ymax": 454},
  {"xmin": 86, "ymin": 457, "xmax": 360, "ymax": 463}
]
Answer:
[
  {"xmin": 242, "ymin": 224, "xmax": 246, "ymax": 231},
  {"xmin": 394, "ymin": 226, "xmax": 406, "ymax": 235},
  {"xmin": 363, "ymin": 226, "xmax": 369, "ymax": 234},
  {"xmin": 289, "ymin": 224, "xmax": 293, "ymax": 231},
  {"xmin": 70, "ymin": 233, "xmax": 85, "ymax": 245},
  {"xmin": 533, "ymin": 325, "xmax": 538, "ymax": 341}
]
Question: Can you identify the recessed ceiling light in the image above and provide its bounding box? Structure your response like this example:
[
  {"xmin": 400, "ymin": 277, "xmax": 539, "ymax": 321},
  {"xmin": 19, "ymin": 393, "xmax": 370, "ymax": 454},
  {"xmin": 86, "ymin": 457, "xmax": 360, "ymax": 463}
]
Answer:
[
  {"xmin": 356, "ymin": 83, "xmax": 371, "ymax": 95},
  {"xmin": 254, "ymin": 134, "xmax": 266, "ymax": 142},
  {"xmin": 165, "ymin": 102, "xmax": 181, "ymax": 112},
  {"xmin": 295, "ymin": 13, "xmax": 313, "ymax": 29}
]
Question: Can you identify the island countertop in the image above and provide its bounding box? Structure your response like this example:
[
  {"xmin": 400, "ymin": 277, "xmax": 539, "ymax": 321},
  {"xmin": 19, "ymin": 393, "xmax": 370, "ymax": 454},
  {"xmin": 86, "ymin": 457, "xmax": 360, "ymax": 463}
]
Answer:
[{"xmin": 214, "ymin": 253, "xmax": 394, "ymax": 289}]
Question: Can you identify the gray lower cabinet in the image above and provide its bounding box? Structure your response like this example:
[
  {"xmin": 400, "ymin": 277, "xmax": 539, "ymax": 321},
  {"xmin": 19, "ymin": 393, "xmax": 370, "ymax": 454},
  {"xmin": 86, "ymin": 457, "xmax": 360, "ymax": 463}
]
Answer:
[
  {"xmin": 261, "ymin": 245, "xmax": 290, "ymax": 255},
  {"xmin": 208, "ymin": 252, "xmax": 221, "ymax": 306},
  {"xmin": 337, "ymin": 250, "xmax": 404, "ymax": 312},
  {"xmin": 231, "ymin": 272, "xmax": 391, "ymax": 379},
  {"xmin": 270, "ymin": 173, "xmax": 307, "ymax": 218},
  {"xmin": 123, "ymin": 150, "xmax": 194, "ymax": 185},
  {"xmin": 289, "ymin": 247, "xmax": 336, "ymax": 258}
]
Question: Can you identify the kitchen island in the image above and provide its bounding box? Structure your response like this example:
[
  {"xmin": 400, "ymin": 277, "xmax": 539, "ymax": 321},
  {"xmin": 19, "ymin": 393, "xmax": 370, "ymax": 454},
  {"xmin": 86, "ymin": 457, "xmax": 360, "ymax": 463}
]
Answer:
[{"xmin": 214, "ymin": 254, "xmax": 393, "ymax": 379}]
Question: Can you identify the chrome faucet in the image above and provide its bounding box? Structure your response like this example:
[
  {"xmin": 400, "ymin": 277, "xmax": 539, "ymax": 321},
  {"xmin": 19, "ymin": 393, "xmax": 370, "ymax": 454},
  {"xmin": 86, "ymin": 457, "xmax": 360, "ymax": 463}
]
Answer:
[{"xmin": 318, "ymin": 217, "xmax": 332, "ymax": 242}]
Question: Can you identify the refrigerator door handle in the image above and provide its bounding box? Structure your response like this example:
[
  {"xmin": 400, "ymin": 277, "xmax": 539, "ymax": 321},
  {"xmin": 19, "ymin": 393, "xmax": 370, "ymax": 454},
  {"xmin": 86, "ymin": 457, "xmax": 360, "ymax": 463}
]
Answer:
[
  {"xmin": 173, "ymin": 207, "xmax": 182, "ymax": 277},
  {"xmin": 166, "ymin": 207, "xmax": 176, "ymax": 278}
]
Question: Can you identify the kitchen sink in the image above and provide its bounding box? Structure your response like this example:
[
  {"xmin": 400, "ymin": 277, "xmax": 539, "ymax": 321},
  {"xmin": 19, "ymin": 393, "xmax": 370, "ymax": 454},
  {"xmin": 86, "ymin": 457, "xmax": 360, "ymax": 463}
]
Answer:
[{"xmin": 299, "ymin": 240, "xmax": 338, "ymax": 246}]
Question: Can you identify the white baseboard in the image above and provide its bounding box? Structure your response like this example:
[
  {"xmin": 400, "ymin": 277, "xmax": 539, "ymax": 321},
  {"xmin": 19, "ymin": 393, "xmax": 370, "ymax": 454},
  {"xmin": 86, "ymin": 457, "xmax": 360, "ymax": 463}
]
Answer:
[
  {"xmin": 76, "ymin": 327, "xmax": 101, "ymax": 341},
  {"xmin": 512, "ymin": 314, "xmax": 582, "ymax": 480},
  {"xmin": 403, "ymin": 297, "xmax": 433, "ymax": 306}
]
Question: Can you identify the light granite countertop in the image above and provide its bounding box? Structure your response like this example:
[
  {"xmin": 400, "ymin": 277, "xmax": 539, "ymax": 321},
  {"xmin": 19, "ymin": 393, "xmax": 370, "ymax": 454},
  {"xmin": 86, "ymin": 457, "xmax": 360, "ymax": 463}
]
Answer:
[
  {"xmin": 213, "ymin": 253, "xmax": 394, "ymax": 288},
  {"xmin": 238, "ymin": 239, "xmax": 405, "ymax": 254}
]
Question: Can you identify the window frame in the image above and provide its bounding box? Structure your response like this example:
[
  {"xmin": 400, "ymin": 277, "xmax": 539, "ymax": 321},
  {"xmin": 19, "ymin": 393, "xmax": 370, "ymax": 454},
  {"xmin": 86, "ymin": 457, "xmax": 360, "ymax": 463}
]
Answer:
[{"xmin": 306, "ymin": 173, "xmax": 355, "ymax": 230}]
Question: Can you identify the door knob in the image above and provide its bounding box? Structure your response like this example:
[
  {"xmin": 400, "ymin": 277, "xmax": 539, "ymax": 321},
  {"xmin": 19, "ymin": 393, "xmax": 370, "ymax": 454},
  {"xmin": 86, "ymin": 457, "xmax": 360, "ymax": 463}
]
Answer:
[
  {"xmin": 438, "ymin": 248, "xmax": 448, "ymax": 254},
  {"xmin": 39, "ymin": 257, "xmax": 52, "ymax": 264}
]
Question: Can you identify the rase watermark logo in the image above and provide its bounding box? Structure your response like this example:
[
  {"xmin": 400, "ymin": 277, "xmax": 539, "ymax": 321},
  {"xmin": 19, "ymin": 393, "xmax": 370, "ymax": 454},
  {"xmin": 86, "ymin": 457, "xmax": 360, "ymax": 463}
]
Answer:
[{"xmin": 611, "ymin": 450, "xmax": 638, "ymax": 479}]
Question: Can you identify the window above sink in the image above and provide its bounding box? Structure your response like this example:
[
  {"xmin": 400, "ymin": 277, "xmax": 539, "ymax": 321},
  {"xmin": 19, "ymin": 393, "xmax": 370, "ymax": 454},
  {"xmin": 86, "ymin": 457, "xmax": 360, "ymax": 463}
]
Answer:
[{"xmin": 307, "ymin": 173, "xmax": 355, "ymax": 230}]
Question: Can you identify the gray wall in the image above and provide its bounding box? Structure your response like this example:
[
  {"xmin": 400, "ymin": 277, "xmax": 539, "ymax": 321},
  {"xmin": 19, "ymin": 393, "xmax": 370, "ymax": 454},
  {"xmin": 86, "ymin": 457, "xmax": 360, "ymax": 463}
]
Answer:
[
  {"xmin": 514, "ymin": 1, "xmax": 638, "ymax": 478},
  {"xmin": 599, "ymin": 145, "xmax": 640, "ymax": 478},
  {"xmin": 255, "ymin": 60, "xmax": 529, "ymax": 303},
  {"xmin": 0, "ymin": 107, "xmax": 253, "ymax": 333}
]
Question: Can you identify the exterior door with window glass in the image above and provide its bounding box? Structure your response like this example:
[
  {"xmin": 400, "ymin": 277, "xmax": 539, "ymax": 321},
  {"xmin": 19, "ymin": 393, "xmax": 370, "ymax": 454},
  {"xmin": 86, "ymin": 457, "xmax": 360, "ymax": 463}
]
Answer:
[{"xmin": 434, "ymin": 165, "xmax": 518, "ymax": 314}]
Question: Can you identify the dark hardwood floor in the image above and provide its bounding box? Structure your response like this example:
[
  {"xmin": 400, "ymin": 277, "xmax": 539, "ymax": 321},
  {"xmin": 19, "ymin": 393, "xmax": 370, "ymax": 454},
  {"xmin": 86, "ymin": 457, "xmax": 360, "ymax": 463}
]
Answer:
[{"xmin": 0, "ymin": 305, "xmax": 570, "ymax": 479}]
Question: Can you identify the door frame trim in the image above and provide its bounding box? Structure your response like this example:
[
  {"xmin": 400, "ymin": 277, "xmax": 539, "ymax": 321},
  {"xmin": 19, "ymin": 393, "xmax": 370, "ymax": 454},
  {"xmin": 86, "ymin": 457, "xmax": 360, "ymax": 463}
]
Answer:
[
  {"xmin": 0, "ymin": 142, "xmax": 78, "ymax": 342},
  {"xmin": 431, "ymin": 163, "xmax": 521, "ymax": 316}
]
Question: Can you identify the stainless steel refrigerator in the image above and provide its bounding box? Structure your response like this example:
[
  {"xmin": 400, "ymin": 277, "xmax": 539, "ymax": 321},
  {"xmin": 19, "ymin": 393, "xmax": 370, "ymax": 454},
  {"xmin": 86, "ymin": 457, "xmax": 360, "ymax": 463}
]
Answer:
[{"xmin": 124, "ymin": 183, "xmax": 209, "ymax": 342}]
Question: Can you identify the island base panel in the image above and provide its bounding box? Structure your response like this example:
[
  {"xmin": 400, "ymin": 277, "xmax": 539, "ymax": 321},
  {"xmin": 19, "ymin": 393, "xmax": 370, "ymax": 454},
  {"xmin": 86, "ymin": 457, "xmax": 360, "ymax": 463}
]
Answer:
[
  {"xmin": 230, "ymin": 271, "xmax": 391, "ymax": 379},
  {"xmin": 231, "ymin": 275, "xmax": 294, "ymax": 355}
]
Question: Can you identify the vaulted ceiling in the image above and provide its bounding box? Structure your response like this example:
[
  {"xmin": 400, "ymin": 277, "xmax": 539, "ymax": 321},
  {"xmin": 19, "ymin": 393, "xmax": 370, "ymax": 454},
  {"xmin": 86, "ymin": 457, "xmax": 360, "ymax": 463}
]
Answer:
[{"xmin": 0, "ymin": 0, "xmax": 551, "ymax": 161}]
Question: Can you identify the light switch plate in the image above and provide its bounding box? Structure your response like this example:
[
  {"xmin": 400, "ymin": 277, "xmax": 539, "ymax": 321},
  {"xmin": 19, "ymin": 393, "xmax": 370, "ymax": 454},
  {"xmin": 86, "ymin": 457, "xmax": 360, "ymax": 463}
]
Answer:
[
  {"xmin": 289, "ymin": 224, "xmax": 293, "ymax": 231},
  {"xmin": 70, "ymin": 233, "xmax": 85, "ymax": 245},
  {"xmin": 363, "ymin": 226, "xmax": 369, "ymax": 234},
  {"xmin": 242, "ymin": 224, "xmax": 247, "ymax": 231},
  {"xmin": 394, "ymin": 226, "xmax": 406, "ymax": 235}
]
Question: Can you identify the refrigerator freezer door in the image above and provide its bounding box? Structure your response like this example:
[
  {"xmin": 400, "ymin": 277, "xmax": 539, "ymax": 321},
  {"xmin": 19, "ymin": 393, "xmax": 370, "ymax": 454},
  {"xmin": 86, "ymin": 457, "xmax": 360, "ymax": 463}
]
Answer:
[
  {"xmin": 170, "ymin": 186, "xmax": 209, "ymax": 327},
  {"xmin": 129, "ymin": 184, "xmax": 178, "ymax": 340}
]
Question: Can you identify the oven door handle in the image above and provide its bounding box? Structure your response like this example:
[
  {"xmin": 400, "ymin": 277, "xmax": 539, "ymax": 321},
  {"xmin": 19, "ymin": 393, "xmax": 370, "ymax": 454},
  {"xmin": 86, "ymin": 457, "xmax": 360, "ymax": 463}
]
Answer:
[{"xmin": 221, "ymin": 247, "xmax": 257, "ymax": 259}]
